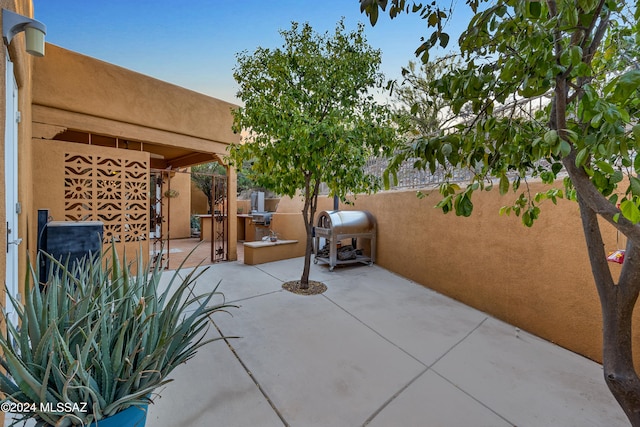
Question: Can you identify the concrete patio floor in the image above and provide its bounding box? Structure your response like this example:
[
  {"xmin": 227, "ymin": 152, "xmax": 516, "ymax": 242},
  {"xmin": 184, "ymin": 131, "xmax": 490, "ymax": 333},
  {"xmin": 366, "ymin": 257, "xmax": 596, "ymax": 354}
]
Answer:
[{"xmin": 145, "ymin": 257, "xmax": 628, "ymax": 427}]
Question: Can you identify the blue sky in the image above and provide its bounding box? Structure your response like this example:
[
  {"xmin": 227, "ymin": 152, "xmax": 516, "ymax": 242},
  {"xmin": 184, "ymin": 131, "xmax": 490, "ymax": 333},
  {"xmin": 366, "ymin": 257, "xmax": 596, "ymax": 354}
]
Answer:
[{"xmin": 32, "ymin": 1, "xmax": 470, "ymax": 104}]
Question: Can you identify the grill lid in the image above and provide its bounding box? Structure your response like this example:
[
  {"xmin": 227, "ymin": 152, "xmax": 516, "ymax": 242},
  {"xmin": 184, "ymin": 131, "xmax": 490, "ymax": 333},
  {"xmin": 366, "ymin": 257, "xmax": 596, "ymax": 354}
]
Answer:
[
  {"xmin": 252, "ymin": 212, "xmax": 272, "ymax": 225},
  {"xmin": 317, "ymin": 210, "xmax": 375, "ymax": 234}
]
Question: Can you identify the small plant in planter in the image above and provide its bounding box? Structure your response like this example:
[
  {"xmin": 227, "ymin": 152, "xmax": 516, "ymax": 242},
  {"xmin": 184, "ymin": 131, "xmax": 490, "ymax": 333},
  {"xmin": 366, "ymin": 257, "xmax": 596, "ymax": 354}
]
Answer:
[
  {"xmin": 163, "ymin": 189, "xmax": 179, "ymax": 199},
  {"xmin": 0, "ymin": 244, "xmax": 236, "ymax": 426},
  {"xmin": 190, "ymin": 215, "xmax": 201, "ymax": 237},
  {"xmin": 262, "ymin": 230, "xmax": 278, "ymax": 242}
]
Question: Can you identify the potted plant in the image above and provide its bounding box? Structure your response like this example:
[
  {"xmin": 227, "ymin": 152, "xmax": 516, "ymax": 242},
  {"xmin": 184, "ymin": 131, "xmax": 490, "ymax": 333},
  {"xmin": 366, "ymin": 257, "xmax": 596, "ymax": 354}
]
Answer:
[
  {"xmin": 0, "ymin": 244, "xmax": 235, "ymax": 426},
  {"xmin": 163, "ymin": 189, "xmax": 179, "ymax": 199},
  {"xmin": 190, "ymin": 214, "xmax": 201, "ymax": 237}
]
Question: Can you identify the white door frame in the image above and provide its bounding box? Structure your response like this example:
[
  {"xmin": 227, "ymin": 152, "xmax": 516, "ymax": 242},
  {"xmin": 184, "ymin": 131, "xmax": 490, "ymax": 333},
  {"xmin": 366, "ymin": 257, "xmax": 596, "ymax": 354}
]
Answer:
[{"xmin": 5, "ymin": 53, "xmax": 20, "ymax": 326}]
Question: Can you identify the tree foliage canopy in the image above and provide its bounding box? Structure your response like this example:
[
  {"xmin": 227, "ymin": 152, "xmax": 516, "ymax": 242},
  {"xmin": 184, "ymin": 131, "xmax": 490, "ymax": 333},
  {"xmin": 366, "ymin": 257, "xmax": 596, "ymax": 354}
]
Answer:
[{"xmin": 228, "ymin": 20, "xmax": 396, "ymax": 202}]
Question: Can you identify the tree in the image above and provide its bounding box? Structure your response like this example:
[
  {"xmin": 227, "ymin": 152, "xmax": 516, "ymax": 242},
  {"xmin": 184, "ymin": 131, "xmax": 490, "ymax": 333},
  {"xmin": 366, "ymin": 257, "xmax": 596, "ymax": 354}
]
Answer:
[
  {"xmin": 394, "ymin": 61, "xmax": 441, "ymax": 137},
  {"xmin": 191, "ymin": 162, "xmax": 226, "ymax": 214},
  {"xmin": 393, "ymin": 57, "xmax": 472, "ymax": 139},
  {"xmin": 361, "ymin": 0, "xmax": 640, "ymax": 423},
  {"xmin": 228, "ymin": 20, "xmax": 396, "ymax": 289},
  {"xmin": 191, "ymin": 162, "xmax": 258, "ymax": 213}
]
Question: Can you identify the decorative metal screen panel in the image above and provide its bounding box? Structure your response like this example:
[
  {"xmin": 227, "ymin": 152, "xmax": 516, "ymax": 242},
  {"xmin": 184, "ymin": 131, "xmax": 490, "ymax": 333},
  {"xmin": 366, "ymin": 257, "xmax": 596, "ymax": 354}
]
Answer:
[
  {"xmin": 64, "ymin": 153, "xmax": 149, "ymax": 245},
  {"xmin": 211, "ymin": 174, "xmax": 228, "ymax": 262}
]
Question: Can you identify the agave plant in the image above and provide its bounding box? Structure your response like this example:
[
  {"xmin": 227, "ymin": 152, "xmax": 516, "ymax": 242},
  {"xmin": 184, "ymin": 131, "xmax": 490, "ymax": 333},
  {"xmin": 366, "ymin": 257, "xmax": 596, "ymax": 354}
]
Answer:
[{"xmin": 0, "ymin": 244, "xmax": 235, "ymax": 426}]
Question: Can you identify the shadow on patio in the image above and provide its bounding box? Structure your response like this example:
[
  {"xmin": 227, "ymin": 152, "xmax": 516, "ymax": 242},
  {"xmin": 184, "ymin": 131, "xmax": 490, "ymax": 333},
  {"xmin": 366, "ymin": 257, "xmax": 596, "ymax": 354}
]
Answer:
[{"xmin": 146, "ymin": 257, "xmax": 627, "ymax": 427}]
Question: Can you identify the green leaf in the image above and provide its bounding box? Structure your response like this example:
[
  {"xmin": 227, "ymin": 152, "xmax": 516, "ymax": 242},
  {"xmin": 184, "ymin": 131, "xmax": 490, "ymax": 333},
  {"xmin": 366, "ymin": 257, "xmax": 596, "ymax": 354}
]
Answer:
[
  {"xmin": 528, "ymin": 1, "xmax": 541, "ymax": 18},
  {"xmin": 454, "ymin": 193, "xmax": 474, "ymax": 217},
  {"xmin": 439, "ymin": 32, "xmax": 450, "ymax": 48},
  {"xmin": 634, "ymin": 153, "xmax": 640, "ymax": 174},
  {"xmin": 570, "ymin": 46, "xmax": 583, "ymax": 67},
  {"xmin": 612, "ymin": 70, "xmax": 640, "ymax": 103},
  {"xmin": 428, "ymin": 12, "xmax": 438, "ymax": 26},
  {"xmin": 575, "ymin": 147, "xmax": 589, "ymax": 167},
  {"xmin": 566, "ymin": 6, "xmax": 579, "ymax": 26},
  {"xmin": 559, "ymin": 140, "xmax": 571, "ymax": 157},
  {"xmin": 620, "ymin": 200, "xmax": 640, "ymax": 224},
  {"xmin": 435, "ymin": 195, "xmax": 453, "ymax": 213},
  {"xmin": 630, "ymin": 176, "xmax": 640, "ymax": 196},
  {"xmin": 596, "ymin": 161, "xmax": 615, "ymax": 175},
  {"xmin": 633, "ymin": 124, "xmax": 640, "ymax": 143},
  {"xmin": 544, "ymin": 130, "xmax": 558, "ymax": 146},
  {"xmin": 560, "ymin": 50, "xmax": 572, "ymax": 67},
  {"xmin": 499, "ymin": 174, "xmax": 509, "ymax": 195}
]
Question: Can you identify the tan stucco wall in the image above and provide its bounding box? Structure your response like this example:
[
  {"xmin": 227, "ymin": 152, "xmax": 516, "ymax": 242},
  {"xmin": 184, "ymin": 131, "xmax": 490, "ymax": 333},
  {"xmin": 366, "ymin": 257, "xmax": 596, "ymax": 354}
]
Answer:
[
  {"xmin": 162, "ymin": 172, "xmax": 192, "ymax": 239},
  {"xmin": 191, "ymin": 180, "xmax": 209, "ymax": 214},
  {"xmin": 278, "ymin": 186, "xmax": 633, "ymax": 366},
  {"xmin": 2, "ymin": 0, "xmax": 38, "ymax": 307},
  {"xmin": 236, "ymin": 199, "xmax": 250, "ymax": 214},
  {"xmin": 29, "ymin": 43, "xmax": 241, "ymax": 260},
  {"xmin": 32, "ymin": 44, "xmax": 238, "ymax": 149},
  {"xmin": 1, "ymin": 4, "xmax": 41, "ymax": 424}
]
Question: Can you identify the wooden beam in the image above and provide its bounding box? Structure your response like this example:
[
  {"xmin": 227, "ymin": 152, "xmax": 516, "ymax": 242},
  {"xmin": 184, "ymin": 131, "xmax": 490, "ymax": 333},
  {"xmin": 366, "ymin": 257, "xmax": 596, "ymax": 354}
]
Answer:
[{"xmin": 32, "ymin": 105, "xmax": 232, "ymax": 158}]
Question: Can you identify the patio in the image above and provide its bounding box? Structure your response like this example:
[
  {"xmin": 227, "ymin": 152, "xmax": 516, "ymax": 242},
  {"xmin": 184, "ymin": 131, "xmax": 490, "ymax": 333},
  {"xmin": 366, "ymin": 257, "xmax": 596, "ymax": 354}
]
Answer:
[
  {"xmin": 163, "ymin": 238, "xmax": 245, "ymax": 270},
  {"xmin": 146, "ymin": 257, "xmax": 628, "ymax": 427}
]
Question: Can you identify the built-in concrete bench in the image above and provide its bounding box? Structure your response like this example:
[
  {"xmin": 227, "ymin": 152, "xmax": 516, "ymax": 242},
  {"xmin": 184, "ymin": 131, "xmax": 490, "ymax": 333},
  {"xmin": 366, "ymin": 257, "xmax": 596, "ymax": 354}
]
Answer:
[{"xmin": 243, "ymin": 239, "xmax": 299, "ymax": 265}]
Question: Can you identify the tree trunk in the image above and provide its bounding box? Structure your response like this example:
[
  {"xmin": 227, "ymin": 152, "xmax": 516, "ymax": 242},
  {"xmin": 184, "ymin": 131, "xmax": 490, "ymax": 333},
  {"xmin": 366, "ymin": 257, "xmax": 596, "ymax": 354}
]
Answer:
[
  {"xmin": 601, "ymin": 285, "xmax": 640, "ymax": 426},
  {"xmin": 576, "ymin": 193, "xmax": 640, "ymax": 425},
  {"xmin": 300, "ymin": 221, "xmax": 314, "ymax": 289},
  {"xmin": 299, "ymin": 177, "xmax": 320, "ymax": 289}
]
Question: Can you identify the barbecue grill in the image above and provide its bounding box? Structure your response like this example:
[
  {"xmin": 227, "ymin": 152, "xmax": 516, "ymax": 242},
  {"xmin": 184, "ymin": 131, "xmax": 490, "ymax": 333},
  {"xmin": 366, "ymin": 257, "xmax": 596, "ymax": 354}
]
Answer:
[
  {"xmin": 251, "ymin": 212, "xmax": 272, "ymax": 226},
  {"xmin": 314, "ymin": 210, "xmax": 376, "ymax": 271}
]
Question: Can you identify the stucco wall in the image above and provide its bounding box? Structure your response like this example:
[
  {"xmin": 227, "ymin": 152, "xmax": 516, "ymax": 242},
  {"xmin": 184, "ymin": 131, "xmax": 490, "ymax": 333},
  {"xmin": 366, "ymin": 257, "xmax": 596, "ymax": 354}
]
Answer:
[
  {"xmin": 278, "ymin": 186, "xmax": 633, "ymax": 366},
  {"xmin": 1, "ymin": 4, "xmax": 44, "ymax": 424},
  {"xmin": 32, "ymin": 44, "xmax": 238, "ymax": 147},
  {"xmin": 2, "ymin": 0, "xmax": 38, "ymax": 312},
  {"xmin": 29, "ymin": 42, "xmax": 241, "ymax": 260},
  {"xmin": 191, "ymin": 180, "xmax": 209, "ymax": 214},
  {"xmin": 163, "ymin": 172, "xmax": 192, "ymax": 239}
]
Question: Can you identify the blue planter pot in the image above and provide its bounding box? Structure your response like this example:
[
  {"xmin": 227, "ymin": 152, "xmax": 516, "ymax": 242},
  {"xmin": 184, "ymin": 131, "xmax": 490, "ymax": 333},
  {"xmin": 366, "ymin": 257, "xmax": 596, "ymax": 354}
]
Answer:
[{"xmin": 88, "ymin": 404, "xmax": 148, "ymax": 427}]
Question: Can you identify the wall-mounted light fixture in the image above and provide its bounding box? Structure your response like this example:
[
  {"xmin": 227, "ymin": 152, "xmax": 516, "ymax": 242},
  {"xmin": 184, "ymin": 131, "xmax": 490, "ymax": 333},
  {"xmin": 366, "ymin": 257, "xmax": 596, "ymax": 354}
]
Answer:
[{"xmin": 2, "ymin": 9, "xmax": 46, "ymax": 57}]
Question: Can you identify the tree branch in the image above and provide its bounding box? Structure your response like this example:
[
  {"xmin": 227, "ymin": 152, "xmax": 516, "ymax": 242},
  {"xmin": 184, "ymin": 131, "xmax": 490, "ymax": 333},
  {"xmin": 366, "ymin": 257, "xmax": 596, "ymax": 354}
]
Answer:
[{"xmin": 562, "ymin": 151, "xmax": 640, "ymax": 242}]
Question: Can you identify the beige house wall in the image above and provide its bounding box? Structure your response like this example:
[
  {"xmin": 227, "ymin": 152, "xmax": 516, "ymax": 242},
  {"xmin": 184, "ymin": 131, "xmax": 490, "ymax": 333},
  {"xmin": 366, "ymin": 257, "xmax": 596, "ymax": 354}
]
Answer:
[
  {"xmin": 162, "ymin": 171, "xmax": 192, "ymax": 239},
  {"xmin": 1, "ymin": 0, "xmax": 39, "ymax": 312},
  {"xmin": 32, "ymin": 44, "xmax": 238, "ymax": 153},
  {"xmin": 1, "ymin": 3, "xmax": 40, "ymax": 424},
  {"xmin": 29, "ymin": 43, "xmax": 240, "ymax": 261},
  {"xmin": 277, "ymin": 186, "xmax": 633, "ymax": 367},
  {"xmin": 191, "ymin": 180, "xmax": 209, "ymax": 214}
]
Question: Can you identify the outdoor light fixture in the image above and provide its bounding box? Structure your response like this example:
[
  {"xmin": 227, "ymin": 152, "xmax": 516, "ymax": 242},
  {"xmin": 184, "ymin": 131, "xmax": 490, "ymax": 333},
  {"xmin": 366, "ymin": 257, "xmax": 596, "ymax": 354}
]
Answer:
[{"xmin": 2, "ymin": 9, "xmax": 46, "ymax": 57}]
